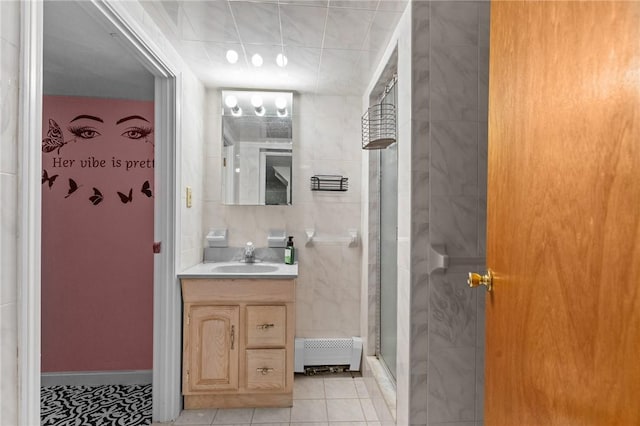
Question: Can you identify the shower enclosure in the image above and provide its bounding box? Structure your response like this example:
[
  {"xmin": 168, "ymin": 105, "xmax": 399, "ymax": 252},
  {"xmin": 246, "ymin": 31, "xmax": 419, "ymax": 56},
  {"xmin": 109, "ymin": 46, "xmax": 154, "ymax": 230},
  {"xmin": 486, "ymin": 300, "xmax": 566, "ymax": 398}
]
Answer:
[{"xmin": 377, "ymin": 79, "xmax": 398, "ymax": 380}]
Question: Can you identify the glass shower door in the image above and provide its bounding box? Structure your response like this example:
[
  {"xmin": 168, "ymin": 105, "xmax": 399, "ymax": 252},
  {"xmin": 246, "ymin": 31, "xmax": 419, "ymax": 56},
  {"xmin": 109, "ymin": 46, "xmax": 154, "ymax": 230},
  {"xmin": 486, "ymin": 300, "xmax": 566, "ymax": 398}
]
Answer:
[{"xmin": 379, "ymin": 137, "xmax": 398, "ymax": 380}]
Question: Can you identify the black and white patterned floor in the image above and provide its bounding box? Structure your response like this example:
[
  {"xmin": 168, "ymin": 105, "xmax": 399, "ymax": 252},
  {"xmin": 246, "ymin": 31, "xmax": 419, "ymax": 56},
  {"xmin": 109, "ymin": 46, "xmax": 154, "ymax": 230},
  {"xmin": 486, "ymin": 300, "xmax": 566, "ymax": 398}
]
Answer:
[{"xmin": 41, "ymin": 384, "xmax": 151, "ymax": 426}]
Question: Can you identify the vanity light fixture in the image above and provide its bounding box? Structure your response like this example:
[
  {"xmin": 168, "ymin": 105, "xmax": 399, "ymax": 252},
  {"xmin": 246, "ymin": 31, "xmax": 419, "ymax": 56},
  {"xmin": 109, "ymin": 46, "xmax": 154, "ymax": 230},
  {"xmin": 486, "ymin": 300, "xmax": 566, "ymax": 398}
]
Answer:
[
  {"xmin": 251, "ymin": 95, "xmax": 266, "ymax": 116},
  {"xmin": 226, "ymin": 49, "xmax": 239, "ymax": 64},
  {"xmin": 251, "ymin": 53, "xmax": 263, "ymax": 67},
  {"xmin": 276, "ymin": 53, "xmax": 288, "ymax": 68},
  {"xmin": 275, "ymin": 96, "xmax": 288, "ymax": 117},
  {"xmin": 225, "ymin": 95, "xmax": 242, "ymax": 117}
]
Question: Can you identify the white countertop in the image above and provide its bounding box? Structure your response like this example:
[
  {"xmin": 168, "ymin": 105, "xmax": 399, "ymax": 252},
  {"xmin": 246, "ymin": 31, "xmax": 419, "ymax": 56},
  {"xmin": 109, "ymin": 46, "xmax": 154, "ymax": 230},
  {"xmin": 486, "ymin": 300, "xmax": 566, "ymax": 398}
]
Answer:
[{"xmin": 178, "ymin": 261, "xmax": 298, "ymax": 279}]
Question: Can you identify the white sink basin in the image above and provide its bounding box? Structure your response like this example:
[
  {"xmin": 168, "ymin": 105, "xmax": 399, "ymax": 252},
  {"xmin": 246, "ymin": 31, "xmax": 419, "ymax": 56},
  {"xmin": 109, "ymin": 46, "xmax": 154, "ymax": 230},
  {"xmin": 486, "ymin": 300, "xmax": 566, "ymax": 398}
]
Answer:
[
  {"xmin": 211, "ymin": 264, "xmax": 279, "ymax": 273},
  {"xmin": 178, "ymin": 261, "xmax": 298, "ymax": 279}
]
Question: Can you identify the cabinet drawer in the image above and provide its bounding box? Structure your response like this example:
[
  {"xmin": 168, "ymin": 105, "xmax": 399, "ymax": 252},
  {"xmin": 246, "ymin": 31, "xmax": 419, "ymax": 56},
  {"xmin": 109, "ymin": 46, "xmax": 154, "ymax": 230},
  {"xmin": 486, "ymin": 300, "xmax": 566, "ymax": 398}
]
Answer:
[
  {"xmin": 246, "ymin": 305, "xmax": 286, "ymax": 347},
  {"xmin": 246, "ymin": 349, "xmax": 286, "ymax": 391}
]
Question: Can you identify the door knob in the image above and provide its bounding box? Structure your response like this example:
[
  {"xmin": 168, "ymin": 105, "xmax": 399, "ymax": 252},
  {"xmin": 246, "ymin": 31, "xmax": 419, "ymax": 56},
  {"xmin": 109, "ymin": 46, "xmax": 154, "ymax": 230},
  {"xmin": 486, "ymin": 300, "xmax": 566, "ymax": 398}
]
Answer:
[{"xmin": 468, "ymin": 269, "xmax": 493, "ymax": 292}]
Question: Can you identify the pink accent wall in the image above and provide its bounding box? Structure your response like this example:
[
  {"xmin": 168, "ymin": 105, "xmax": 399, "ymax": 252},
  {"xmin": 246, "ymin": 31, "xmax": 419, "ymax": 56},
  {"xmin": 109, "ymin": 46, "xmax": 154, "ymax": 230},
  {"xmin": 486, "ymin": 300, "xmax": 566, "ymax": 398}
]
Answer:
[{"xmin": 41, "ymin": 96, "xmax": 154, "ymax": 372}]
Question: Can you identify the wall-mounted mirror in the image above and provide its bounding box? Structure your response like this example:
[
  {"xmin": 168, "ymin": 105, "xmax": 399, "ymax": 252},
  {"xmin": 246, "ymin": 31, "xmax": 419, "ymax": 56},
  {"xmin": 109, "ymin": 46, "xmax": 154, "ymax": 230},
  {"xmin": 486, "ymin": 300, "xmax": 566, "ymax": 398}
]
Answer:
[{"xmin": 222, "ymin": 90, "xmax": 293, "ymax": 205}]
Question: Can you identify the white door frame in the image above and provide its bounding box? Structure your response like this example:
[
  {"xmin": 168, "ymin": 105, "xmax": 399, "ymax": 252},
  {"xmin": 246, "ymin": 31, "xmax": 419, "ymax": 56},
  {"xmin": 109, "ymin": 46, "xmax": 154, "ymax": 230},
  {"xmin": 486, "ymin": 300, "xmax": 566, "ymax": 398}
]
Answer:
[{"xmin": 18, "ymin": 1, "xmax": 183, "ymax": 423}]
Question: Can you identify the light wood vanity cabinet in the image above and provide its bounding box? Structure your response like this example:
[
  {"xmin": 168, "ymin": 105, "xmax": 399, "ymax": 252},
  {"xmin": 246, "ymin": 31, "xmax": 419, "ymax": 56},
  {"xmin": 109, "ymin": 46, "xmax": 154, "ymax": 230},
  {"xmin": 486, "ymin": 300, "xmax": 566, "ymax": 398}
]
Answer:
[{"xmin": 181, "ymin": 278, "xmax": 295, "ymax": 409}]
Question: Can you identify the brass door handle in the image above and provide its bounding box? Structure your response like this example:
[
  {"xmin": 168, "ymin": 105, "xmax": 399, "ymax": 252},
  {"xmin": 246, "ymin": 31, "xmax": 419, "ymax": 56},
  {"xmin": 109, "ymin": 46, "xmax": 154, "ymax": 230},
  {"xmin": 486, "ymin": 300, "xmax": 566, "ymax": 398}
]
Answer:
[
  {"xmin": 468, "ymin": 269, "xmax": 493, "ymax": 292},
  {"xmin": 257, "ymin": 323, "xmax": 275, "ymax": 330}
]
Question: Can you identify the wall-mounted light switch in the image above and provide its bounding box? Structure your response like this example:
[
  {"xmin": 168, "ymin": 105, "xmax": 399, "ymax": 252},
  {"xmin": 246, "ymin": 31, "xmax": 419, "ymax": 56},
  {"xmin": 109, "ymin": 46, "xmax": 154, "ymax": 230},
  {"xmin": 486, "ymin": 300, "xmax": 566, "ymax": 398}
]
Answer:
[{"xmin": 186, "ymin": 186, "xmax": 192, "ymax": 208}]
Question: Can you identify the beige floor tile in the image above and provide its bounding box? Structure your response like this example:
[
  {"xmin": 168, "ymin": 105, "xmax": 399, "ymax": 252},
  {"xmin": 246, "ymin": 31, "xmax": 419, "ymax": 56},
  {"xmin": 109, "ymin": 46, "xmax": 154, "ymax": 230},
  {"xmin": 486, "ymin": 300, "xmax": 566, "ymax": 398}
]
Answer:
[
  {"xmin": 213, "ymin": 408, "xmax": 254, "ymax": 424},
  {"xmin": 289, "ymin": 423, "xmax": 328, "ymax": 426},
  {"xmin": 359, "ymin": 399, "xmax": 379, "ymax": 422},
  {"xmin": 174, "ymin": 409, "xmax": 217, "ymax": 424},
  {"xmin": 324, "ymin": 378, "xmax": 359, "ymax": 399},
  {"xmin": 293, "ymin": 376, "xmax": 326, "ymax": 399},
  {"xmin": 353, "ymin": 378, "xmax": 370, "ymax": 398},
  {"xmin": 326, "ymin": 399, "xmax": 366, "ymax": 422},
  {"xmin": 290, "ymin": 399, "xmax": 329, "ymax": 422},
  {"xmin": 251, "ymin": 407, "xmax": 291, "ymax": 423}
]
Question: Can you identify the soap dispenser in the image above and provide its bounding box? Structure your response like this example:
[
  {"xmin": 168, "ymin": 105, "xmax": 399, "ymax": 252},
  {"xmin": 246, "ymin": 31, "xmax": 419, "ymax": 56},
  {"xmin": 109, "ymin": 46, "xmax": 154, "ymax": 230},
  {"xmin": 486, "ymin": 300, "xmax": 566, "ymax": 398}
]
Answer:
[{"xmin": 284, "ymin": 236, "xmax": 295, "ymax": 265}]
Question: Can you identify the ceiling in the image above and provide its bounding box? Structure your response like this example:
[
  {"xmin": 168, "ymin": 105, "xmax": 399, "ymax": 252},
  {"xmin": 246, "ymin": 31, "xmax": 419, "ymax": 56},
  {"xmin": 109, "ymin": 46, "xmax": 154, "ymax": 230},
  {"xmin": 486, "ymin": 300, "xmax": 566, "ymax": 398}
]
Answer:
[
  {"xmin": 141, "ymin": 0, "xmax": 407, "ymax": 95},
  {"xmin": 43, "ymin": 1, "xmax": 155, "ymax": 100},
  {"xmin": 43, "ymin": 1, "xmax": 406, "ymax": 99}
]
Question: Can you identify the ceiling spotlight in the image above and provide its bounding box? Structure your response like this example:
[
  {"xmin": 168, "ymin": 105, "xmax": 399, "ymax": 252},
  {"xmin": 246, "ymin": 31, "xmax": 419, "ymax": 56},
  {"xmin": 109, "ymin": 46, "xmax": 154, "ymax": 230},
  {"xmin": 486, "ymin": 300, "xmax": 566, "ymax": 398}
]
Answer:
[
  {"xmin": 225, "ymin": 95, "xmax": 242, "ymax": 117},
  {"xmin": 276, "ymin": 53, "xmax": 288, "ymax": 67},
  {"xmin": 251, "ymin": 95, "xmax": 265, "ymax": 116},
  {"xmin": 251, "ymin": 53, "xmax": 263, "ymax": 67},
  {"xmin": 226, "ymin": 49, "xmax": 238, "ymax": 64},
  {"xmin": 275, "ymin": 96, "xmax": 288, "ymax": 117}
]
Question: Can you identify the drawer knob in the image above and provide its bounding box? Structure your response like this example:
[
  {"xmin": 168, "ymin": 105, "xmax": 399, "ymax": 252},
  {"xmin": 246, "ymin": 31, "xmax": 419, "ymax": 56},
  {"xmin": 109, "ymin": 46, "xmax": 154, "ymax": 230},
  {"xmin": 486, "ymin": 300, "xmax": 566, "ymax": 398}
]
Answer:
[
  {"xmin": 257, "ymin": 323, "xmax": 275, "ymax": 330},
  {"xmin": 257, "ymin": 367, "xmax": 274, "ymax": 375}
]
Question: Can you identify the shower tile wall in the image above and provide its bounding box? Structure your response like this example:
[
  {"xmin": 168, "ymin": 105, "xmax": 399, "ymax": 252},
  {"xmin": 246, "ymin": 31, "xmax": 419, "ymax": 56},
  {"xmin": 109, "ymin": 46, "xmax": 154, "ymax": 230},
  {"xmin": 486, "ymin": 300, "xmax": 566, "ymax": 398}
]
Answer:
[
  {"xmin": 365, "ymin": 1, "xmax": 489, "ymax": 424},
  {"xmin": 203, "ymin": 91, "xmax": 363, "ymax": 339},
  {"xmin": 0, "ymin": 1, "xmax": 21, "ymax": 423},
  {"xmin": 424, "ymin": 2, "xmax": 489, "ymax": 425}
]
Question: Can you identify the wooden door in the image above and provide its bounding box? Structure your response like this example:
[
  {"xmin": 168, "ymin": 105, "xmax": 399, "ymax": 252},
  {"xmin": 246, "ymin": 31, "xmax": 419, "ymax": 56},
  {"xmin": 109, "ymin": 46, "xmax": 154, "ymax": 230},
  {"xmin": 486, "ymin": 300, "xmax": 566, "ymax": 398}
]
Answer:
[
  {"xmin": 486, "ymin": 1, "xmax": 640, "ymax": 425},
  {"xmin": 184, "ymin": 305, "xmax": 240, "ymax": 393}
]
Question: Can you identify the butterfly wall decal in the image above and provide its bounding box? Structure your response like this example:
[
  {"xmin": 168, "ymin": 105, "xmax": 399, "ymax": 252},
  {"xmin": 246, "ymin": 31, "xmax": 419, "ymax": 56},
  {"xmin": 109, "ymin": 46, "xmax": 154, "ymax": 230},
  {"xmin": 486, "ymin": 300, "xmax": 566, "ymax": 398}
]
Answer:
[
  {"xmin": 89, "ymin": 188, "xmax": 103, "ymax": 206},
  {"xmin": 141, "ymin": 180, "xmax": 152, "ymax": 198},
  {"xmin": 117, "ymin": 188, "xmax": 133, "ymax": 204},
  {"xmin": 64, "ymin": 178, "xmax": 81, "ymax": 198},
  {"xmin": 42, "ymin": 169, "xmax": 59, "ymax": 189},
  {"xmin": 42, "ymin": 119, "xmax": 68, "ymax": 154}
]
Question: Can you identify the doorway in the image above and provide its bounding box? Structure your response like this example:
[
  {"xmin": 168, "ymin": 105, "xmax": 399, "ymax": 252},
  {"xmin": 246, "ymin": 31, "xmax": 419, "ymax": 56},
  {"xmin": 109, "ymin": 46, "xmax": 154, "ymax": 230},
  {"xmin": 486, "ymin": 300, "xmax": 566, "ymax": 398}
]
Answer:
[{"xmin": 19, "ymin": 1, "xmax": 181, "ymax": 423}]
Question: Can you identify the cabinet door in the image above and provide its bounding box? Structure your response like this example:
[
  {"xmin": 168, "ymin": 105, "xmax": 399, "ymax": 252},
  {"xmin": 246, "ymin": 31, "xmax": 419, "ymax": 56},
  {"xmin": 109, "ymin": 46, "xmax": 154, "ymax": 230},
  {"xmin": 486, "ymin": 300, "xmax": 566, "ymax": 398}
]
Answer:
[
  {"xmin": 246, "ymin": 349, "xmax": 286, "ymax": 391},
  {"xmin": 246, "ymin": 305, "xmax": 286, "ymax": 347},
  {"xmin": 185, "ymin": 305, "xmax": 239, "ymax": 393}
]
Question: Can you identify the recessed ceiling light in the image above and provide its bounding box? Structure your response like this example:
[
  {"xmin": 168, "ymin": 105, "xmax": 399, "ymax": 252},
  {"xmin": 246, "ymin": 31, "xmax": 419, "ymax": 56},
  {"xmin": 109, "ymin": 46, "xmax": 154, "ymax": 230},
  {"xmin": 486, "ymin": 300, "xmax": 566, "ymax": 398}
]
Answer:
[
  {"xmin": 276, "ymin": 53, "xmax": 288, "ymax": 67},
  {"xmin": 251, "ymin": 54, "xmax": 263, "ymax": 67},
  {"xmin": 226, "ymin": 49, "xmax": 239, "ymax": 64}
]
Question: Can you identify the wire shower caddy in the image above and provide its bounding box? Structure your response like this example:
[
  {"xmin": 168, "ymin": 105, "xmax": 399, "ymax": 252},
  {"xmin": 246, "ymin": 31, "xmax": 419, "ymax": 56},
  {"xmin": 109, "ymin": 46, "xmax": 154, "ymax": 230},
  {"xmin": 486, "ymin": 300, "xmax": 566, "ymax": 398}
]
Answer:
[{"xmin": 361, "ymin": 103, "xmax": 397, "ymax": 150}]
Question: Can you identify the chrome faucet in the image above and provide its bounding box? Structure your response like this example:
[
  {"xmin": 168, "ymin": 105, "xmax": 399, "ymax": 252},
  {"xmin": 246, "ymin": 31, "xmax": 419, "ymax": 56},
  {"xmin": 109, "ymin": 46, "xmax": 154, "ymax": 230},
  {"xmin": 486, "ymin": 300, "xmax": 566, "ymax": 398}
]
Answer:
[{"xmin": 243, "ymin": 241, "xmax": 255, "ymax": 263}]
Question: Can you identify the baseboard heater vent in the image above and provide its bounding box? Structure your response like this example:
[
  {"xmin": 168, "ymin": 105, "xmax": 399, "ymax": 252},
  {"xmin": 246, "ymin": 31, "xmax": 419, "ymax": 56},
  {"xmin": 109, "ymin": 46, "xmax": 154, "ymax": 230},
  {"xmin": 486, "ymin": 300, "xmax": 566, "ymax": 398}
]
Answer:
[{"xmin": 294, "ymin": 337, "xmax": 363, "ymax": 373}]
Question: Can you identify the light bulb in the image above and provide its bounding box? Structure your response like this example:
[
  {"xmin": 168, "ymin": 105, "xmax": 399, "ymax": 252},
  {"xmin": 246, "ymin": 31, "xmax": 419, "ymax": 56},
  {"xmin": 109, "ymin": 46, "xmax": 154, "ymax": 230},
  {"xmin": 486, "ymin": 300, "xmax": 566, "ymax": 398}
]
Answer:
[
  {"xmin": 251, "ymin": 53, "xmax": 263, "ymax": 67},
  {"xmin": 276, "ymin": 53, "xmax": 288, "ymax": 67},
  {"xmin": 275, "ymin": 97, "xmax": 287, "ymax": 109},
  {"xmin": 225, "ymin": 95, "xmax": 242, "ymax": 116},
  {"xmin": 225, "ymin": 95, "xmax": 238, "ymax": 108},
  {"xmin": 251, "ymin": 95, "xmax": 265, "ymax": 116},
  {"xmin": 251, "ymin": 95, "xmax": 263, "ymax": 108},
  {"xmin": 226, "ymin": 49, "xmax": 238, "ymax": 64}
]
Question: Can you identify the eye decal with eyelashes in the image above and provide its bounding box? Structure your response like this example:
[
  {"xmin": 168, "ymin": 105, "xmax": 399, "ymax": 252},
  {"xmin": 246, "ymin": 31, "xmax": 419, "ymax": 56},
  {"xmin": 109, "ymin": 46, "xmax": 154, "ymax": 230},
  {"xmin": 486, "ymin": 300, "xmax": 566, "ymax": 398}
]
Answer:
[
  {"xmin": 121, "ymin": 126, "xmax": 153, "ymax": 142},
  {"xmin": 67, "ymin": 125, "xmax": 101, "ymax": 140}
]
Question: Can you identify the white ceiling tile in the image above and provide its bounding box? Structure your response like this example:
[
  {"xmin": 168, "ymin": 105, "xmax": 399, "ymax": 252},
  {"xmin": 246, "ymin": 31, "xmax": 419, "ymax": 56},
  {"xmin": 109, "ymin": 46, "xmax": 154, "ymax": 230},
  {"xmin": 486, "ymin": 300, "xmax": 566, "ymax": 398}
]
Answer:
[
  {"xmin": 182, "ymin": 1, "xmax": 239, "ymax": 43},
  {"xmin": 376, "ymin": 0, "xmax": 408, "ymax": 12},
  {"xmin": 279, "ymin": 0, "xmax": 328, "ymax": 6},
  {"xmin": 329, "ymin": 0, "xmax": 379, "ymax": 10},
  {"xmin": 362, "ymin": 10, "xmax": 403, "ymax": 52},
  {"xmin": 318, "ymin": 48, "xmax": 366, "ymax": 94},
  {"xmin": 280, "ymin": 4, "xmax": 327, "ymax": 48},
  {"xmin": 323, "ymin": 7, "xmax": 375, "ymax": 50},
  {"xmin": 230, "ymin": 1, "xmax": 282, "ymax": 45}
]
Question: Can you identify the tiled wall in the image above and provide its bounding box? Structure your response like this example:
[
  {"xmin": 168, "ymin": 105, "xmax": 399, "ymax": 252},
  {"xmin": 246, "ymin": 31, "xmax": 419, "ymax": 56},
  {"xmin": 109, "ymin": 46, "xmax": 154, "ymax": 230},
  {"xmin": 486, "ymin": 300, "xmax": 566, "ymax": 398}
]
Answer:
[
  {"xmin": 0, "ymin": 1, "xmax": 20, "ymax": 423},
  {"xmin": 363, "ymin": 1, "xmax": 489, "ymax": 425},
  {"xmin": 179, "ymin": 70, "xmax": 206, "ymax": 270},
  {"xmin": 203, "ymin": 90, "xmax": 363, "ymax": 338},
  {"xmin": 425, "ymin": 2, "xmax": 488, "ymax": 425}
]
